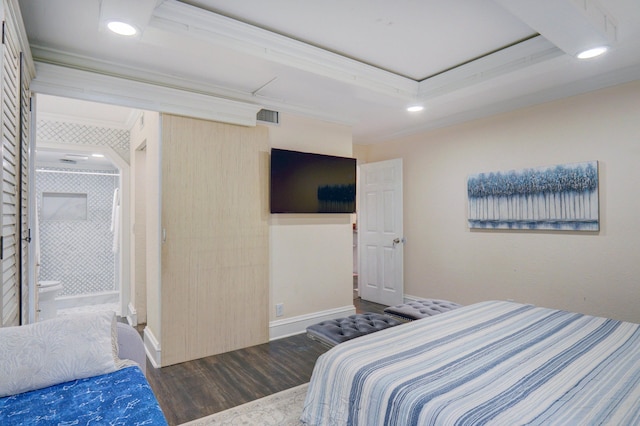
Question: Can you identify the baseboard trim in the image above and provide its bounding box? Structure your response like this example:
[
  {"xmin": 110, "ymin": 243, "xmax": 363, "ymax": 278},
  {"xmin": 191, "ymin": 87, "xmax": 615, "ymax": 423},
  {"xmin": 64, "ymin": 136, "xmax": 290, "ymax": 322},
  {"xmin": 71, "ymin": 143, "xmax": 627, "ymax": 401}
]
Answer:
[
  {"xmin": 404, "ymin": 294, "xmax": 421, "ymax": 303},
  {"xmin": 269, "ymin": 305, "xmax": 356, "ymax": 341},
  {"xmin": 126, "ymin": 302, "xmax": 137, "ymax": 326},
  {"xmin": 143, "ymin": 326, "xmax": 162, "ymax": 368},
  {"xmin": 56, "ymin": 291, "xmax": 119, "ymax": 309}
]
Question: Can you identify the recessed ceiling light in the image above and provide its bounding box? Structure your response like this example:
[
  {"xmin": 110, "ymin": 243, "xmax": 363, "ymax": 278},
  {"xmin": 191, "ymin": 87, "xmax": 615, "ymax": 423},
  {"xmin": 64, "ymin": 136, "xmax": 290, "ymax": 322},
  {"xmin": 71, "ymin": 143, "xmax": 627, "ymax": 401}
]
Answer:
[
  {"xmin": 92, "ymin": 153, "xmax": 105, "ymax": 158},
  {"xmin": 576, "ymin": 46, "xmax": 608, "ymax": 59},
  {"xmin": 407, "ymin": 105, "xmax": 424, "ymax": 112},
  {"xmin": 107, "ymin": 21, "xmax": 137, "ymax": 36}
]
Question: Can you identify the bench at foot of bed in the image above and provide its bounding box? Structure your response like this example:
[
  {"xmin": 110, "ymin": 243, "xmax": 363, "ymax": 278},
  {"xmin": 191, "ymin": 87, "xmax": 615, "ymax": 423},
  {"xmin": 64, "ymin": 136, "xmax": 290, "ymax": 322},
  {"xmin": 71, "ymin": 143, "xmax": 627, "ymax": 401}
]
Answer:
[
  {"xmin": 384, "ymin": 299, "xmax": 462, "ymax": 321},
  {"xmin": 307, "ymin": 312, "xmax": 401, "ymax": 347}
]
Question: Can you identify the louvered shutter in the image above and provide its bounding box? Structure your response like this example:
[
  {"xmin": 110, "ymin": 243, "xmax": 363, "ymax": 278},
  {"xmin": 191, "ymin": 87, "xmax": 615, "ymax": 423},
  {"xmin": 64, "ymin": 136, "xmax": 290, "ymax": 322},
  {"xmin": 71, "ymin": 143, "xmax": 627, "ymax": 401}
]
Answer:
[
  {"xmin": 0, "ymin": 18, "xmax": 21, "ymax": 327},
  {"xmin": 19, "ymin": 51, "xmax": 29, "ymax": 324}
]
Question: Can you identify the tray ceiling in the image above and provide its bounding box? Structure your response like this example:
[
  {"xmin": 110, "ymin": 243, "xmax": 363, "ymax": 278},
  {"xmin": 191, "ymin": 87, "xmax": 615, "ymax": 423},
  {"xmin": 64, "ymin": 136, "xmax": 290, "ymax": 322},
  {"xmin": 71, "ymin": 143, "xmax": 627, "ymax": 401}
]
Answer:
[{"xmin": 18, "ymin": 0, "xmax": 640, "ymax": 143}]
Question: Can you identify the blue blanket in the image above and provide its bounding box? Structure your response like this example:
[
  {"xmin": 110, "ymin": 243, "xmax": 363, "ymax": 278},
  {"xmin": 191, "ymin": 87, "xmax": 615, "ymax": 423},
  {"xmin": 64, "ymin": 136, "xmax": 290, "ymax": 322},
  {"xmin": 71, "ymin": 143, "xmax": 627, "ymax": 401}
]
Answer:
[
  {"xmin": 302, "ymin": 301, "xmax": 640, "ymax": 425},
  {"xmin": 0, "ymin": 366, "xmax": 167, "ymax": 425}
]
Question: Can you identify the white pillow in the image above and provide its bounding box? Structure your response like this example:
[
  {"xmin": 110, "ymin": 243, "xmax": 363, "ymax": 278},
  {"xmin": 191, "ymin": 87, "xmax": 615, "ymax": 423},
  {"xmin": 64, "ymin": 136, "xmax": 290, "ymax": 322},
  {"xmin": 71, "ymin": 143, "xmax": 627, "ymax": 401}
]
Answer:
[{"xmin": 0, "ymin": 311, "xmax": 124, "ymax": 397}]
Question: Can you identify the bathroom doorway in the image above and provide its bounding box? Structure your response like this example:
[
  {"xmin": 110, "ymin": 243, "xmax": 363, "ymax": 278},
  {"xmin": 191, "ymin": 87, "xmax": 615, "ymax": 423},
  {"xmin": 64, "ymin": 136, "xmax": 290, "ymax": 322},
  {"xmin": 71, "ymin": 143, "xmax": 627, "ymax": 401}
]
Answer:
[
  {"xmin": 31, "ymin": 94, "xmax": 134, "ymax": 320},
  {"xmin": 35, "ymin": 147, "xmax": 120, "ymax": 317}
]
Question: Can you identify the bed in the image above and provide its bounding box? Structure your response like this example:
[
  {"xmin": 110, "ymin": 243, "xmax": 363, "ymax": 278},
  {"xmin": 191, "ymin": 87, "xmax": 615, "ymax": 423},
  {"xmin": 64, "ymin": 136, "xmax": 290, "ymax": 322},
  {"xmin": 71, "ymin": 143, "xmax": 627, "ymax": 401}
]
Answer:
[
  {"xmin": 0, "ymin": 311, "xmax": 167, "ymax": 425},
  {"xmin": 301, "ymin": 300, "xmax": 640, "ymax": 425}
]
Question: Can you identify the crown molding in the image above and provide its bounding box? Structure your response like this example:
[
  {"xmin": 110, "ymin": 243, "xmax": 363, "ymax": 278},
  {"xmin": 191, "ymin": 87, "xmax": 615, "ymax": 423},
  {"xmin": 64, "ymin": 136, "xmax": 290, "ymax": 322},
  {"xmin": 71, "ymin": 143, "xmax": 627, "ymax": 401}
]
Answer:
[
  {"xmin": 151, "ymin": 2, "xmax": 572, "ymax": 107},
  {"xmin": 30, "ymin": 62, "xmax": 261, "ymax": 127},
  {"xmin": 417, "ymin": 36, "xmax": 564, "ymax": 99},
  {"xmin": 29, "ymin": 45, "xmax": 356, "ymax": 127},
  {"xmin": 151, "ymin": 0, "xmax": 418, "ymax": 100},
  {"xmin": 29, "ymin": 45, "xmax": 255, "ymax": 103},
  {"xmin": 367, "ymin": 60, "xmax": 640, "ymax": 144},
  {"xmin": 5, "ymin": 0, "xmax": 35, "ymax": 78}
]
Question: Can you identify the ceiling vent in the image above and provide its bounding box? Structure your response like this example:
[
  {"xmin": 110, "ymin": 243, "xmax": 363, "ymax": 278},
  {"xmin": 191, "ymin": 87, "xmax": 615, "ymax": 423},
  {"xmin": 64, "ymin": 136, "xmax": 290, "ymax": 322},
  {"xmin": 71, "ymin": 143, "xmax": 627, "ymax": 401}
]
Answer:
[{"xmin": 257, "ymin": 109, "xmax": 279, "ymax": 124}]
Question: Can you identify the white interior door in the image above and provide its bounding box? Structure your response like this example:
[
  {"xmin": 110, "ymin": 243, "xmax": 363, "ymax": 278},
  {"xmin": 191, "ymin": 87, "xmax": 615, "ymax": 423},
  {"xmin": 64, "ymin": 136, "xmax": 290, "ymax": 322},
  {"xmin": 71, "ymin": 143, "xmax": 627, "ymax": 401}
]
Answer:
[{"xmin": 358, "ymin": 159, "xmax": 403, "ymax": 306}]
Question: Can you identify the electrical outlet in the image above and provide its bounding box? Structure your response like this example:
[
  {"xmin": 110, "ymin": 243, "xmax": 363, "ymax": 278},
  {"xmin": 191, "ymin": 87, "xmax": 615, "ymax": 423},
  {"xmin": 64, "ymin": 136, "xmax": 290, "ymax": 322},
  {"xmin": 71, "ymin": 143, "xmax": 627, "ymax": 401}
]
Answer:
[{"xmin": 276, "ymin": 303, "xmax": 284, "ymax": 317}]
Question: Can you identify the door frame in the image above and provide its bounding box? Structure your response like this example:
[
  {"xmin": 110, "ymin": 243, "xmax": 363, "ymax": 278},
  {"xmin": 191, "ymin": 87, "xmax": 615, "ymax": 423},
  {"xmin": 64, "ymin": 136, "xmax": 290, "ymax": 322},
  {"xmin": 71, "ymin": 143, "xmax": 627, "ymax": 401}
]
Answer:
[{"xmin": 28, "ymin": 138, "xmax": 131, "ymax": 322}]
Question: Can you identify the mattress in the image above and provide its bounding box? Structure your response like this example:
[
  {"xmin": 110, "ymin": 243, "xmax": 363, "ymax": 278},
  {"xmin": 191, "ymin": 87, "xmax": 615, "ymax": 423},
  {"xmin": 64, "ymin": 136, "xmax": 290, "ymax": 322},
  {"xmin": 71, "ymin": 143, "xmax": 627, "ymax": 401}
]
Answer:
[
  {"xmin": 0, "ymin": 365, "xmax": 167, "ymax": 425},
  {"xmin": 301, "ymin": 300, "xmax": 640, "ymax": 425}
]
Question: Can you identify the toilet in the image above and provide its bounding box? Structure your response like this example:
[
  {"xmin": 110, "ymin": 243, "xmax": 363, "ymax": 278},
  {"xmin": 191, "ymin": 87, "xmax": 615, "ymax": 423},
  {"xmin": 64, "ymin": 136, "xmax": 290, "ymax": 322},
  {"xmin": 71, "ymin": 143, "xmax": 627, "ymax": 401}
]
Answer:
[{"xmin": 38, "ymin": 280, "xmax": 63, "ymax": 321}]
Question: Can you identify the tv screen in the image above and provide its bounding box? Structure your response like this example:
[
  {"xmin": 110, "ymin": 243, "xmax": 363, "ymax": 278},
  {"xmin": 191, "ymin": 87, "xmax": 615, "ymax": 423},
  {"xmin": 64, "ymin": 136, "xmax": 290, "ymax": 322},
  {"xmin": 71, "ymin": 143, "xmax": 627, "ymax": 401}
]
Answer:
[{"xmin": 270, "ymin": 148, "xmax": 356, "ymax": 213}]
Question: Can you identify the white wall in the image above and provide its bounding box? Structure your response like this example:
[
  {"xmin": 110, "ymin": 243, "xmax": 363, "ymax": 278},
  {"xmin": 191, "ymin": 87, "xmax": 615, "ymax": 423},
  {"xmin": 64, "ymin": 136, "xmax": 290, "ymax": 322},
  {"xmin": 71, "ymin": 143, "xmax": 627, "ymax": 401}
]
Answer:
[
  {"xmin": 267, "ymin": 113, "xmax": 355, "ymax": 337},
  {"xmin": 139, "ymin": 111, "xmax": 162, "ymax": 362},
  {"xmin": 365, "ymin": 80, "xmax": 640, "ymax": 323},
  {"xmin": 129, "ymin": 111, "xmax": 158, "ymax": 325}
]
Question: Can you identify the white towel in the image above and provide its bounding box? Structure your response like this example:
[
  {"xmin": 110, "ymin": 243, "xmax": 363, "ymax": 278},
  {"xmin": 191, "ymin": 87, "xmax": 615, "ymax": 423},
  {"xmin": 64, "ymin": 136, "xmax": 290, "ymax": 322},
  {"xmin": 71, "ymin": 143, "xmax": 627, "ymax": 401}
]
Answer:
[
  {"xmin": 112, "ymin": 205, "xmax": 120, "ymax": 253},
  {"xmin": 110, "ymin": 188, "xmax": 119, "ymax": 232},
  {"xmin": 34, "ymin": 197, "xmax": 41, "ymax": 280}
]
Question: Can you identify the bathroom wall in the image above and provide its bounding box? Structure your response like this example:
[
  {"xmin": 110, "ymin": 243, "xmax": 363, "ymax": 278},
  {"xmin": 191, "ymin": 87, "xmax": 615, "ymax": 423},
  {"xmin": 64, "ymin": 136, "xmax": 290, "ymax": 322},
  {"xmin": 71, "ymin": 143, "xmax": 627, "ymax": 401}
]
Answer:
[
  {"xmin": 36, "ymin": 170, "xmax": 119, "ymax": 298},
  {"xmin": 36, "ymin": 119, "xmax": 130, "ymax": 305},
  {"xmin": 37, "ymin": 120, "xmax": 130, "ymax": 162}
]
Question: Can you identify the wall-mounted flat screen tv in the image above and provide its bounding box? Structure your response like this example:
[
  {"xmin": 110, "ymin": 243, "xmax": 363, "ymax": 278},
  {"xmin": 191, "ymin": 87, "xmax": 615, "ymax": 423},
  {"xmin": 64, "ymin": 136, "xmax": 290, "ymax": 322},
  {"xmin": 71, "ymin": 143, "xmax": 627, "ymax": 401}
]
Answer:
[{"xmin": 270, "ymin": 148, "xmax": 356, "ymax": 213}]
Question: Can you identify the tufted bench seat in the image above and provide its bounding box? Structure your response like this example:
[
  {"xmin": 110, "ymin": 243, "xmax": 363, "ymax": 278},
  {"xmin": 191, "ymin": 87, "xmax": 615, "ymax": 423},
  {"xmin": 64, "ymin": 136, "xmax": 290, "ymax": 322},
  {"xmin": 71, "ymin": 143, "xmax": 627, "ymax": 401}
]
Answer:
[
  {"xmin": 384, "ymin": 299, "xmax": 462, "ymax": 321},
  {"xmin": 306, "ymin": 313, "xmax": 402, "ymax": 347}
]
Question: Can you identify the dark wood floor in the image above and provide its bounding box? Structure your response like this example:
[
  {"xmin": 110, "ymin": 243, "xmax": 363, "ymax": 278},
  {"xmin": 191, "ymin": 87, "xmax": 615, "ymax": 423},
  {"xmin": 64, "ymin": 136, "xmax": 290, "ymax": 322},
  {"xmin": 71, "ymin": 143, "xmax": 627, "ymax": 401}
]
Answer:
[{"xmin": 143, "ymin": 296, "xmax": 388, "ymax": 425}]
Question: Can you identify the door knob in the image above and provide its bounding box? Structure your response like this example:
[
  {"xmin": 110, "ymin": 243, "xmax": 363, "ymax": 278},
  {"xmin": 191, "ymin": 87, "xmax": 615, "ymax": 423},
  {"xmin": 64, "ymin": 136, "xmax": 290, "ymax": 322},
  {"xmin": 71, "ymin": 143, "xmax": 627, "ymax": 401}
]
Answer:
[{"xmin": 392, "ymin": 237, "xmax": 405, "ymax": 247}]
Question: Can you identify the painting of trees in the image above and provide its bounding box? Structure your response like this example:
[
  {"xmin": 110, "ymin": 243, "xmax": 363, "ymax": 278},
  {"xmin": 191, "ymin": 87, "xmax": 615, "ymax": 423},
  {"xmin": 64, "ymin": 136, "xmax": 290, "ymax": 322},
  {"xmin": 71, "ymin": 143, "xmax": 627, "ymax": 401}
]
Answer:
[{"xmin": 467, "ymin": 161, "xmax": 599, "ymax": 230}]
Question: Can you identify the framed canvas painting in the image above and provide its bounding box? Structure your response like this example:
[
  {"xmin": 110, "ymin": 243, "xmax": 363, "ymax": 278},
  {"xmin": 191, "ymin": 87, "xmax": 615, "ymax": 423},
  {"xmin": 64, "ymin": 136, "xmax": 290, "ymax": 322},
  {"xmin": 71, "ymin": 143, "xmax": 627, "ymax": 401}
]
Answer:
[{"xmin": 467, "ymin": 161, "xmax": 599, "ymax": 231}]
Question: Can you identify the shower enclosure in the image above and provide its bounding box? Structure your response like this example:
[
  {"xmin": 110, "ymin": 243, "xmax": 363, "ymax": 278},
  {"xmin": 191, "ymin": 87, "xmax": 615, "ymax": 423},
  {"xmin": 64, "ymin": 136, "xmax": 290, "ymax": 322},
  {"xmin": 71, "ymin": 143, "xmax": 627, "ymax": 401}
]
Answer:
[{"xmin": 35, "ymin": 166, "xmax": 121, "ymax": 313}]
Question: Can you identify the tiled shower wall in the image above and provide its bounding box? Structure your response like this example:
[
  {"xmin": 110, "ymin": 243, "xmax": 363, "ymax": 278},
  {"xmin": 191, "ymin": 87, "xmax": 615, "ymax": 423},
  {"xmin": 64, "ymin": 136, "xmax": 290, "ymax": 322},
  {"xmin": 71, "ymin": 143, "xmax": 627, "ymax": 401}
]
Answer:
[
  {"xmin": 36, "ymin": 119, "xmax": 130, "ymax": 297},
  {"xmin": 37, "ymin": 120, "xmax": 130, "ymax": 162},
  {"xmin": 36, "ymin": 170, "xmax": 119, "ymax": 296}
]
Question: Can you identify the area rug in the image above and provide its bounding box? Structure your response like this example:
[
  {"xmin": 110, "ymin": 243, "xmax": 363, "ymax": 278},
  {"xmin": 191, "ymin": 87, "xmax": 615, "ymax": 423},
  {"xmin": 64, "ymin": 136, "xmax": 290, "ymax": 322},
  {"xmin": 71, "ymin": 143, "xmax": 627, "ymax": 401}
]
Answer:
[{"xmin": 179, "ymin": 384, "xmax": 308, "ymax": 425}]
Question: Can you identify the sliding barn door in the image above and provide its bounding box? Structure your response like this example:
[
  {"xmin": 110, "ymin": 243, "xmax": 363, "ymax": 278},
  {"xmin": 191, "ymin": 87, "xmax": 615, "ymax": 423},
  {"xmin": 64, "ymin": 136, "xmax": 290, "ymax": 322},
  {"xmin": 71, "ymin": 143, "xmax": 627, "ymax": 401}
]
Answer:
[{"xmin": 160, "ymin": 114, "xmax": 269, "ymax": 366}]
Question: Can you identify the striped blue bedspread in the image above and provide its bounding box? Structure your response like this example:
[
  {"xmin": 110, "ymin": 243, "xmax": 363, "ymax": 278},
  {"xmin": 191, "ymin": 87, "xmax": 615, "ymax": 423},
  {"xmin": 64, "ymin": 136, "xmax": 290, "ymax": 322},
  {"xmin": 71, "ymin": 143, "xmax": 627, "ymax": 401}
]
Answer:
[{"xmin": 301, "ymin": 301, "xmax": 640, "ymax": 425}]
